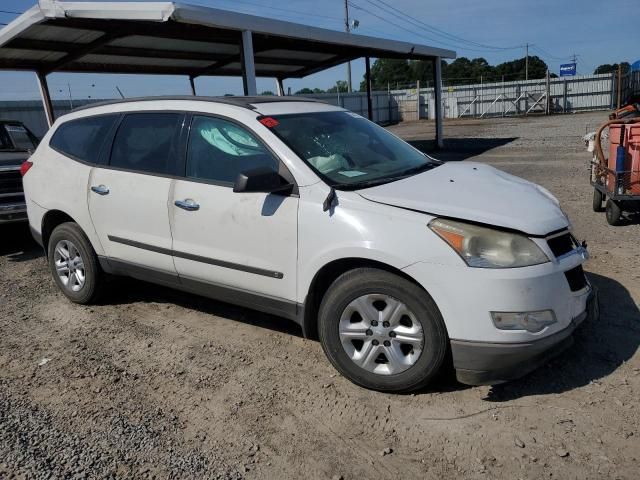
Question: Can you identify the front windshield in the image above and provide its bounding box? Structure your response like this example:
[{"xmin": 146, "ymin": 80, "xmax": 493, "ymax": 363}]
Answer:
[{"xmin": 267, "ymin": 111, "xmax": 439, "ymax": 189}]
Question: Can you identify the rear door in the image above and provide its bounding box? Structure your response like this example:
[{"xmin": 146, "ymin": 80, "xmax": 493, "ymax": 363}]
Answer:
[{"xmin": 88, "ymin": 112, "xmax": 185, "ymax": 274}]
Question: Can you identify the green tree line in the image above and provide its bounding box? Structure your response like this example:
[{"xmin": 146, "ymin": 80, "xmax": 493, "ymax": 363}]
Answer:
[{"xmin": 291, "ymin": 57, "xmax": 631, "ymax": 94}]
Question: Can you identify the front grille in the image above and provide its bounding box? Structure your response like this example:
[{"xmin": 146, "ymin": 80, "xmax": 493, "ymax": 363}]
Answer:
[
  {"xmin": 547, "ymin": 232, "xmax": 576, "ymax": 258},
  {"xmin": 0, "ymin": 170, "xmax": 23, "ymax": 196},
  {"xmin": 564, "ymin": 265, "xmax": 587, "ymax": 292}
]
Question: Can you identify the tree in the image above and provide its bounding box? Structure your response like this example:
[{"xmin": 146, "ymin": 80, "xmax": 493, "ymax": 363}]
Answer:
[
  {"xmin": 294, "ymin": 87, "xmax": 327, "ymax": 94},
  {"xmin": 492, "ymin": 55, "xmax": 548, "ymax": 81},
  {"xmin": 409, "ymin": 59, "xmax": 448, "ymax": 86},
  {"xmin": 260, "ymin": 90, "xmax": 274, "ymax": 96},
  {"xmin": 359, "ymin": 58, "xmax": 412, "ymax": 91},
  {"xmin": 594, "ymin": 62, "xmax": 630, "ymax": 75},
  {"xmin": 327, "ymin": 80, "xmax": 348, "ymax": 93}
]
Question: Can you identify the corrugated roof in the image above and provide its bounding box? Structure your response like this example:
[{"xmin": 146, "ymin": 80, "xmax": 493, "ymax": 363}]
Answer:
[{"xmin": 0, "ymin": 1, "xmax": 455, "ymax": 79}]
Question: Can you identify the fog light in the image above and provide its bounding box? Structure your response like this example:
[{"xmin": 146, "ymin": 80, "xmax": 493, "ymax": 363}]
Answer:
[{"xmin": 491, "ymin": 310, "xmax": 557, "ymax": 333}]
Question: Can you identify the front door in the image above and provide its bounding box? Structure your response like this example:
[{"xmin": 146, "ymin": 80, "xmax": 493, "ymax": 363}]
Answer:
[
  {"xmin": 169, "ymin": 114, "xmax": 298, "ymax": 308},
  {"xmin": 88, "ymin": 112, "xmax": 185, "ymax": 274}
]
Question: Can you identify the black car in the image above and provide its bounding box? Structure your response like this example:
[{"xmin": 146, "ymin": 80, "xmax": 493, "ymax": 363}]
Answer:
[{"xmin": 0, "ymin": 120, "xmax": 39, "ymax": 224}]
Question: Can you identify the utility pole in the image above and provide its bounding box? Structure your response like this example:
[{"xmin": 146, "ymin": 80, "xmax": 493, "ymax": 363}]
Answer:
[
  {"xmin": 66, "ymin": 82, "xmax": 73, "ymax": 109},
  {"xmin": 344, "ymin": 0, "xmax": 352, "ymax": 92},
  {"xmin": 570, "ymin": 53, "xmax": 578, "ymax": 74},
  {"xmin": 617, "ymin": 63, "xmax": 622, "ymax": 109},
  {"xmin": 525, "ymin": 43, "xmax": 529, "ymax": 81}
]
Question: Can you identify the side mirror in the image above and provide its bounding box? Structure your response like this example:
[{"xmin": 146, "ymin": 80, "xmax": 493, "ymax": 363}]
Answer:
[{"xmin": 233, "ymin": 166, "xmax": 293, "ymax": 194}]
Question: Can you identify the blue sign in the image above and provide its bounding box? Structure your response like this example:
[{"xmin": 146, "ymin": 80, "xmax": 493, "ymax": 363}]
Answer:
[
  {"xmin": 632, "ymin": 60, "xmax": 640, "ymax": 72},
  {"xmin": 560, "ymin": 63, "xmax": 577, "ymax": 76}
]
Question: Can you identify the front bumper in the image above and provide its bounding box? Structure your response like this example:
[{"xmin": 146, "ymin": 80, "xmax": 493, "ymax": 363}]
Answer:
[
  {"xmin": 452, "ymin": 289, "xmax": 599, "ymax": 385},
  {"xmin": 0, "ymin": 202, "xmax": 27, "ymax": 224}
]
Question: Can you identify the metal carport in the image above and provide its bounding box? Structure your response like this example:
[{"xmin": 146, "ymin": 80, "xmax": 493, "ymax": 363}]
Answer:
[{"xmin": 0, "ymin": 0, "xmax": 455, "ymax": 147}]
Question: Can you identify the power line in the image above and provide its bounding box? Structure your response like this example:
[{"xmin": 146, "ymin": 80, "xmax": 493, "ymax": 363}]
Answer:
[
  {"xmin": 348, "ymin": 1, "xmax": 508, "ymax": 53},
  {"xmin": 529, "ymin": 45, "xmax": 569, "ymax": 61},
  {"xmin": 0, "ymin": 10, "xmax": 22, "ymax": 15},
  {"xmin": 358, "ymin": 0, "xmax": 525, "ymax": 51}
]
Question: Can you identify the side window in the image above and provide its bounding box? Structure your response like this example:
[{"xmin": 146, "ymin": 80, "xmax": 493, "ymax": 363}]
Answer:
[
  {"xmin": 186, "ymin": 115, "xmax": 279, "ymax": 184},
  {"xmin": 49, "ymin": 115, "xmax": 118, "ymax": 163},
  {"xmin": 110, "ymin": 113, "xmax": 183, "ymax": 175}
]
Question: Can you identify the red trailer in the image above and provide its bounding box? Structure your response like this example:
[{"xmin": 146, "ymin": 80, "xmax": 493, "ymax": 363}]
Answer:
[{"xmin": 590, "ymin": 119, "xmax": 640, "ymax": 225}]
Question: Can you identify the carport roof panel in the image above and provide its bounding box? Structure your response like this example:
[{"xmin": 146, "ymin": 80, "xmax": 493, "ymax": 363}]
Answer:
[{"xmin": 0, "ymin": 1, "xmax": 455, "ymax": 78}]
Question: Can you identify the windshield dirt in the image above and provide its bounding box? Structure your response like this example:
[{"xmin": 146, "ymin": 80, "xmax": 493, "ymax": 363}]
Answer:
[{"xmin": 266, "ymin": 111, "xmax": 439, "ymax": 189}]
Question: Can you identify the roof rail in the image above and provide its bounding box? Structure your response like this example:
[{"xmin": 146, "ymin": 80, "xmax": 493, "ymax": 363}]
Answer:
[{"xmin": 71, "ymin": 95, "xmax": 326, "ymax": 113}]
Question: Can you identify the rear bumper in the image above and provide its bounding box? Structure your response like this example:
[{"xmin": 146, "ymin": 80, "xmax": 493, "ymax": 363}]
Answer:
[
  {"xmin": 452, "ymin": 289, "xmax": 599, "ymax": 385},
  {"xmin": 0, "ymin": 202, "xmax": 27, "ymax": 224}
]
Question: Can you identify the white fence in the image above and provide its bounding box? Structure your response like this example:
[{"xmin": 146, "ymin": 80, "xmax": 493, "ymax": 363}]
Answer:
[
  {"xmin": 305, "ymin": 73, "xmax": 624, "ymax": 122},
  {"xmin": 1, "ymin": 72, "xmax": 636, "ymax": 138}
]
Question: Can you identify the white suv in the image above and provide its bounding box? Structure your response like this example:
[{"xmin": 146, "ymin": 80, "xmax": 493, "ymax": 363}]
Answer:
[{"xmin": 23, "ymin": 96, "xmax": 597, "ymax": 392}]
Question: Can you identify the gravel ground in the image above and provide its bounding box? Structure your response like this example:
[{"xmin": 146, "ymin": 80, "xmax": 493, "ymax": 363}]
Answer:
[{"xmin": 1, "ymin": 111, "xmax": 639, "ymax": 479}]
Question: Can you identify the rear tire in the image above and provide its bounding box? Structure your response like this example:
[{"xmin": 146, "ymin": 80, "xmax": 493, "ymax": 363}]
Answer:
[
  {"xmin": 47, "ymin": 222, "xmax": 102, "ymax": 304},
  {"xmin": 592, "ymin": 188, "xmax": 605, "ymax": 212},
  {"xmin": 605, "ymin": 199, "xmax": 623, "ymax": 226},
  {"xmin": 318, "ymin": 268, "xmax": 448, "ymax": 392}
]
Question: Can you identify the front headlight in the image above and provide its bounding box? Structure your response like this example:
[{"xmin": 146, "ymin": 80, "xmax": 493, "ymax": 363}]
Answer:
[{"xmin": 428, "ymin": 218, "xmax": 549, "ymax": 268}]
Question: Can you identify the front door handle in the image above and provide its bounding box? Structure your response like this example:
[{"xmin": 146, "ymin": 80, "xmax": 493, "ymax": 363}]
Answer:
[
  {"xmin": 91, "ymin": 185, "xmax": 109, "ymax": 195},
  {"xmin": 174, "ymin": 199, "xmax": 200, "ymax": 211}
]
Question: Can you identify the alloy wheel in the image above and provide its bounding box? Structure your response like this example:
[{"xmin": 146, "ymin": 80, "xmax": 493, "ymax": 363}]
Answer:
[
  {"xmin": 338, "ymin": 294, "xmax": 424, "ymax": 375},
  {"xmin": 53, "ymin": 239, "xmax": 86, "ymax": 292}
]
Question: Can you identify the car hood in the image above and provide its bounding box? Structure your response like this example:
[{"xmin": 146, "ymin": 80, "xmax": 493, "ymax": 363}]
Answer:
[{"xmin": 357, "ymin": 162, "xmax": 569, "ymax": 236}]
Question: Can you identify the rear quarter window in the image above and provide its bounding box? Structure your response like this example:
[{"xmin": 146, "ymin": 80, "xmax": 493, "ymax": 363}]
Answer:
[{"xmin": 49, "ymin": 114, "xmax": 118, "ymax": 164}]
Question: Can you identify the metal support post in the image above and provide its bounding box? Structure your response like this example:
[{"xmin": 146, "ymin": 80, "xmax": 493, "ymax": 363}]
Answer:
[
  {"xmin": 433, "ymin": 57, "xmax": 444, "ymax": 149},
  {"xmin": 36, "ymin": 71, "xmax": 54, "ymax": 127},
  {"xmin": 365, "ymin": 56, "xmax": 373, "ymax": 121},
  {"xmin": 240, "ymin": 30, "xmax": 257, "ymax": 96},
  {"xmin": 416, "ymin": 80, "xmax": 420, "ymax": 119}
]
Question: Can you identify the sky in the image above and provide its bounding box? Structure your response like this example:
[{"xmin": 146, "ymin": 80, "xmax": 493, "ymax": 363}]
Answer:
[{"xmin": 0, "ymin": 0, "xmax": 638, "ymax": 101}]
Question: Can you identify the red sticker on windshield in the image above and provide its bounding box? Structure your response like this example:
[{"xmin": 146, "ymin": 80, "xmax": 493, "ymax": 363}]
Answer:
[{"xmin": 259, "ymin": 117, "xmax": 279, "ymax": 128}]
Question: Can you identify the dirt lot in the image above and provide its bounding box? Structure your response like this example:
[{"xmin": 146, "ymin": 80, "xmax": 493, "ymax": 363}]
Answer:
[{"xmin": 1, "ymin": 112, "xmax": 638, "ymax": 480}]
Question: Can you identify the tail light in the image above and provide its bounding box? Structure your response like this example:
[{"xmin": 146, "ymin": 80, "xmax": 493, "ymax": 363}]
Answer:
[{"xmin": 20, "ymin": 161, "xmax": 33, "ymax": 177}]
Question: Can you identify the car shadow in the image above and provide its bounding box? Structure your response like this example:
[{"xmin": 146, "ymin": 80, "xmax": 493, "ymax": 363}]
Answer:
[
  {"xmin": 409, "ymin": 137, "xmax": 518, "ymax": 161},
  {"xmin": 484, "ymin": 272, "xmax": 639, "ymax": 402},
  {"xmin": 102, "ymin": 276, "xmax": 305, "ymax": 338},
  {"xmin": 0, "ymin": 223, "xmax": 43, "ymax": 261}
]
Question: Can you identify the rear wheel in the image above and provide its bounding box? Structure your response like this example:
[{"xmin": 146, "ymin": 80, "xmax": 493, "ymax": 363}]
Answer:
[
  {"xmin": 318, "ymin": 268, "xmax": 448, "ymax": 392},
  {"xmin": 592, "ymin": 188, "xmax": 605, "ymax": 212},
  {"xmin": 48, "ymin": 222, "xmax": 102, "ymax": 304},
  {"xmin": 605, "ymin": 199, "xmax": 623, "ymax": 226}
]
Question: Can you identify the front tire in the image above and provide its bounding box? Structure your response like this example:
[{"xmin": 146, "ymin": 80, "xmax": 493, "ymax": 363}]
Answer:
[
  {"xmin": 318, "ymin": 268, "xmax": 448, "ymax": 392},
  {"xmin": 605, "ymin": 199, "xmax": 623, "ymax": 226},
  {"xmin": 48, "ymin": 222, "xmax": 102, "ymax": 304}
]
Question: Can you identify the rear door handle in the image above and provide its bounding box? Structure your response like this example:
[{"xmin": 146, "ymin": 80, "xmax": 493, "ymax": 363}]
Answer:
[
  {"xmin": 91, "ymin": 185, "xmax": 109, "ymax": 195},
  {"xmin": 174, "ymin": 199, "xmax": 200, "ymax": 211}
]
